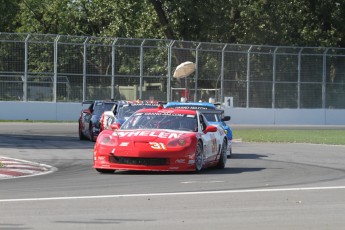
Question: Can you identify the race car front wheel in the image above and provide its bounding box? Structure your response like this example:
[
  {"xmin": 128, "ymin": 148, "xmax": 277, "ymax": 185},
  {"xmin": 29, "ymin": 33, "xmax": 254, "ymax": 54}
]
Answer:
[
  {"xmin": 195, "ymin": 141, "xmax": 204, "ymax": 173},
  {"xmin": 216, "ymin": 139, "xmax": 227, "ymax": 169}
]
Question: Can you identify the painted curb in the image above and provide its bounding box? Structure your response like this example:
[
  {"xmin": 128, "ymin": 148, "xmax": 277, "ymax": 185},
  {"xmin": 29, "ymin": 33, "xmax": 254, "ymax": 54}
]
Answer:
[{"xmin": 0, "ymin": 157, "xmax": 57, "ymax": 180}]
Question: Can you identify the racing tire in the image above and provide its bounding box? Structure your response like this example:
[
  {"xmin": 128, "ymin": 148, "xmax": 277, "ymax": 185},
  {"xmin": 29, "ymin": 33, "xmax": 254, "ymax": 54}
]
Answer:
[
  {"xmin": 89, "ymin": 122, "xmax": 95, "ymax": 142},
  {"xmin": 79, "ymin": 124, "xmax": 88, "ymax": 140},
  {"xmin": 227, "ymin": 146, "xmax": 232, "ymax": 159},
  {"xmin": 216, "ymin": 139, "xmax": 227, "ymax": 169},
  {"xmin": 96, "ymin": 168, "xmax": 115, "ymax": 174},
  {"xmin": 195, "ymin": 141, "xmax": 204, "ymax": 173}
]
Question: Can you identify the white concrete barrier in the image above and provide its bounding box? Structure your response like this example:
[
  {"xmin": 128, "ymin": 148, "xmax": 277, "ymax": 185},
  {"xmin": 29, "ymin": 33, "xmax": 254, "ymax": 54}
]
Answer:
[
  {"xmin": 225, "ymin": 107, "xmax": 345, "ymax": 125},
  {"xmin": 1, "ymin": 101, "xmax": 345, "ymax": 125},
  {"xmin": 0, "ymin": 102, "xmax": 84, "ymax": 121}
]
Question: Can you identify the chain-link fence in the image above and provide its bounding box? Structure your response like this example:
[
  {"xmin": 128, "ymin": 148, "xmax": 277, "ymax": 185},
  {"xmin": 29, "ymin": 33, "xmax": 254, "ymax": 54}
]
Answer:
[{"xmin": 1, "ymin": 32, "xmax": 345, "ymax": 108}]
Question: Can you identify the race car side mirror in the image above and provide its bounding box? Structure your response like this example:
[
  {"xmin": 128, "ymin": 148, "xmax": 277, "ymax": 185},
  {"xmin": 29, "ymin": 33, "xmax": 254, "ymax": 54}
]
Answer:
[
  {"xmin": 222, "ymin": 116, "xmax": 231, "ymax": 121},
  {"xmin": 204, "ymin": 125, "xmax": 217, "ymax": 134},
  {"xmin": 110, "ymin": 123, "xmax": 121, "ymax": 130}
]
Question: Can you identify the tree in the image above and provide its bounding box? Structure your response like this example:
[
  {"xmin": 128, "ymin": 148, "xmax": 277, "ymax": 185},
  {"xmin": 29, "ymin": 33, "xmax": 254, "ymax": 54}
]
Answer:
[
  {"xmin": 14, "ymin": 0, "xmax": 165, "ymax": 38},
  {"xmin": 0, "ymin": 0, "xmax": 21, "ymax": 32},
  {"xmin": 9, "ymin": 0, "xmax": 345, "ymax": 48}
]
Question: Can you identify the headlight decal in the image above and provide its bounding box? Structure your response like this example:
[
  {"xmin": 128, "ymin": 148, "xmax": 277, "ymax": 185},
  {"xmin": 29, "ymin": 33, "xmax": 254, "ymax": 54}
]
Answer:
[
  {"xmin": 99, "ymin": 134, "xmax": 118, "ymax": 146},
  {"xmin": 167, "ymin": 135, "xmax": 192, "ymax": 147}
]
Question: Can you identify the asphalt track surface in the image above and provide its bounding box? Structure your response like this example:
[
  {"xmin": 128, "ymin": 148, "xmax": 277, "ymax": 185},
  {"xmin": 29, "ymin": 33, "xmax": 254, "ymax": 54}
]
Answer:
[{"xmin": 0, "ymin": 123, "xmax": 345, "ymax": 230}]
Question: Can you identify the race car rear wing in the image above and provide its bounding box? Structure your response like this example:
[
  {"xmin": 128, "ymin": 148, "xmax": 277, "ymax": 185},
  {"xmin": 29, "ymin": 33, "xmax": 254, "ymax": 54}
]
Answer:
[
  {"xmin": 82, "ymin": 100, "xmax": 94, "ymax": 105},
  {"xmin": 82, "ymin": 99, "xmax": 117, "ymax": 105}
]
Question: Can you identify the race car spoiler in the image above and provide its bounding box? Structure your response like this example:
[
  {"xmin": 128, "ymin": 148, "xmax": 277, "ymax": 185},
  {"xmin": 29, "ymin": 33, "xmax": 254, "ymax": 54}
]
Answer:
[{"xmin": 81, "ymin": 99, "xmax": 116, "ymax": 105}]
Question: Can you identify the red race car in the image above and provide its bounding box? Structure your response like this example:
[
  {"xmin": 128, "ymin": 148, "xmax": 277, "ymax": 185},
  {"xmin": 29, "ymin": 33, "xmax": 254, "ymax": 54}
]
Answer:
[{"xmin": 93, "ymin": 107, "xmax": 228, "ymax": 173}]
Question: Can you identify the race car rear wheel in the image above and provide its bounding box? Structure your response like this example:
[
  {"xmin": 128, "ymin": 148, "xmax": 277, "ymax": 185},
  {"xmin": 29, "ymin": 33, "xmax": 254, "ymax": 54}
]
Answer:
[
  {"xmin": 195, "ymin": 141, "xmax": 204, "ymax": 173},
  {"xmin": 96, "ymin": 168, "xmax": 115, "ymax": 174},
  {"xmin": 216, "ymin": 139, "xmax": 227, "ymax": 169}
]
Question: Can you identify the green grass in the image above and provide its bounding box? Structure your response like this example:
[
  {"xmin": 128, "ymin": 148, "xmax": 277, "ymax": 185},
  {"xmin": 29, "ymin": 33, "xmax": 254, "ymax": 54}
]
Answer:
[{"xmin": 234, "ymin": 129, "xmax": 345, "ymax": 145}]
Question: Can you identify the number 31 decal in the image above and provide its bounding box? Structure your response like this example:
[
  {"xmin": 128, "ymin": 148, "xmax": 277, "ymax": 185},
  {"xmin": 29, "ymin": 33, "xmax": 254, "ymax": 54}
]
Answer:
[{"xmin": 149, "ymin": 142, "xmax": 167, "ymax": 150}]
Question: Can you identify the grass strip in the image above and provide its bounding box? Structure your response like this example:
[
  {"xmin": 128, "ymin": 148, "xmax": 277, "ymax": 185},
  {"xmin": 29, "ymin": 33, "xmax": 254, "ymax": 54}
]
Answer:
[{"xmin": 234, "ymin": 129, "xmax": 345, "ymax": 145}]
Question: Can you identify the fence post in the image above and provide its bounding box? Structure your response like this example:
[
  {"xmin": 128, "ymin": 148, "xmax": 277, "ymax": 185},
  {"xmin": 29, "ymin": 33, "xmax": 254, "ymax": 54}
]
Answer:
[
  {"xmin": 272, "ymin": 47, "xmax": 278, "ymax": 108},
  {"xmin": 111, "ymin": 38, "xmax": 118, "ymax": 99},
  {"xmin": 139, "ymin": 39, "xmax": 145, "ymax": 100},
  {"xmin": 220, "ymin": 44, "xmax": 228, "ymax": 103},
  {"xmin": 246, "ymin": 45, "xmax": 253, "ymax": 108},
  {"xmin": 194, "ymin": 43, "xmax": 201, "ymax": 102},
  {"xmin": 23, "ymin": 34, "xmax": 30, "ymax": 102},
  {"xmin": 167, "ymin": 40, "xmax": 174, "ymax": 102},
  {"xmin": 82, "ymin": 37, "xmax": 89, "ymax": 101},
  {"xmin": 322, "ymin": 48, "xmax": 329, "ymax": 109},
  {"xmin": 53, "ymin": 35, "xmax": 60, "ymax": 102},
  {"xmin": 297, "ymin": 48, "xmax": 303, "ymax": 109}
]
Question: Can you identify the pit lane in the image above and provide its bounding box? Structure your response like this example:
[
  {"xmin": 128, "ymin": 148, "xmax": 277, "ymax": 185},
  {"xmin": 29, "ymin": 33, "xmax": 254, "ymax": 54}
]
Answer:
[{"xmin": 0, "ymin": 123, "xmax": 345, "ymax": 230}]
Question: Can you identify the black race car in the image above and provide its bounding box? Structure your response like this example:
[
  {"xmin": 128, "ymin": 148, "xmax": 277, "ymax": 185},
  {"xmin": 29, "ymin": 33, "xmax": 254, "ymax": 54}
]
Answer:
[{"xmin": 78, "ymin": 100, "xmax": 116, "ymax": 141}]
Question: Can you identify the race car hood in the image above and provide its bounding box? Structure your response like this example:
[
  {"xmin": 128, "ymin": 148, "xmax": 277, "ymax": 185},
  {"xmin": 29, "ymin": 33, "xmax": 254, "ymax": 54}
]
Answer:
[
  {"xmin": 208, "ymin": 121, "xmax": 232, "ymax": 139},
  {"xmin": 113, "ymin": 129, "xmax": 190, "ymax": 142},
  {"xmin": 208, "ymin": 121, "xmax": 225, "ymax": 130},
  {"xmin": 97, "ymin": 129, "xmax": 195, "ymax": 155}
]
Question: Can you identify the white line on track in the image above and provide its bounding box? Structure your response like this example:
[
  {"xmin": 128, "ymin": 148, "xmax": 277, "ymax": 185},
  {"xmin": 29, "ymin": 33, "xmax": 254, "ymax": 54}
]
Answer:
[
  {"xmin": 1, "ymin": 185, "xmax": 345, "ymax": 203},
  {"xmin": 181, "ymin": 180, "xmax": 225, "ymax": 184}
]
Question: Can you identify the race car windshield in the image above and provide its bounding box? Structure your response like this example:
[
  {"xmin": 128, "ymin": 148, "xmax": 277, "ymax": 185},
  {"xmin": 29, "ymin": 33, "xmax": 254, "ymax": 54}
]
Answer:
[
  {"xmin": 203, "ymin": 113, "xmax": 222, "ymax": 122},
  {"xmin": 93, "ymin": 102, "xmax": 115, "ymax": 116},
  {"xmin": 121, "ymin": 113, "xmax": 198, "ymax": 132},
  {"xmin": 117, "ymin": 105, "xmax": 157, "ymax": 119}
]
